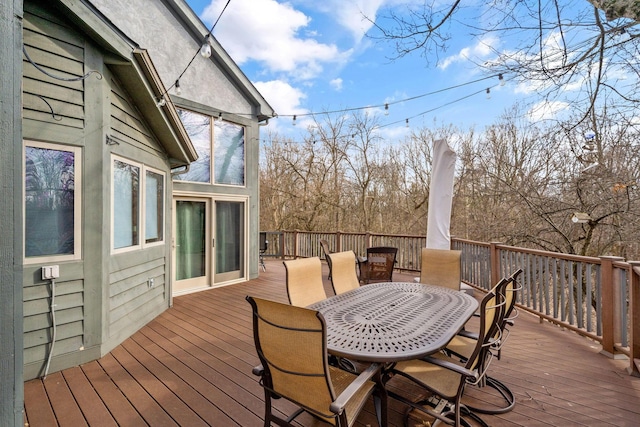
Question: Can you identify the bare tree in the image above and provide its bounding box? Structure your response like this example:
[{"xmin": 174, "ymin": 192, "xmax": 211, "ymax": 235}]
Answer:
[{"xmin": 369, "ymin": 1, "xmax": 640, "ymax": 128}]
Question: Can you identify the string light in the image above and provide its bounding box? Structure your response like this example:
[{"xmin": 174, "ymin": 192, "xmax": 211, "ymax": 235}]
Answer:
[
  {"xmin": 405, "ymin": 118, "xmax": 409, "ymax": 128},
  {"xmin": 157, "ymin": 97, "xmax": 166, "ymax": 107},
  {"xmin": 499, "ymin": 73, "xmax": 505, "ymax": 86},
  {"xmin": 384, "ymin": 103, "xmax": 389, "ymax": 115},
  {"xmin": 293, "ymin": 115, "xmax": 297, "ymax": 126},
  {"xmin": 200, "ymin": 35, "xmax": 212, "ymax": 58},
  {"xmin": 217, "ymin": 112, "xmax": 223, "ymax": 122},
  {"xmin": 486, "ymin": 88, "xmax": 491, "ymax": 99},
  {"xmin": 175, "ymin": 79, "xmax": 181, "ymax": 95}
]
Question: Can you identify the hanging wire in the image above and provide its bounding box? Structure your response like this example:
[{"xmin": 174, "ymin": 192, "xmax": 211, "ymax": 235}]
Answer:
[
  {"xmin": 35, "ymin": 96, "xmax": 63, "ymax": 121},
  {"xmin": 23, "ymin": 45, "xmax": 103, "ymax": 81},
  {"xmin": 159, "ymin": 0, "xmax": 233, "ymax": 100}
]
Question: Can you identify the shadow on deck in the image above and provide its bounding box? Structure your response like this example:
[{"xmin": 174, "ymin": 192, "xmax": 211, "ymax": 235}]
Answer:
[{"xmin": 24, "ymin": 260, "xmax": 640, "ymax": 426}]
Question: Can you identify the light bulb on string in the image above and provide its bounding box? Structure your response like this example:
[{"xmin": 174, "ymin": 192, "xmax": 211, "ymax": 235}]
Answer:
[
  {"xmin": 175, "ymin": 79, "xmax": 181, "ymax": 96},
  {"xmin": 499, "ymin": 74, "xmax": 505, "ymax": 86},
  {"xmin": 217, "ymin": 112, "xmax": 223, "ymax": 122},
  {"xmin": 157, "ymin": 97, "xmax": 166, "ymax": 107},
  {"xmin": 384, "ymin": 103, "xmax": 389, "ymax": 116},
  {"xmin": 405, "ymin": 118, "xmax": 409, "ymax": 128},
  {"xmin": 292, "ymin": 115, "xmax": 297, "ymax": 126},
  {"xmin": 200, "ymin": 35, "xmax": 212, "ymax": 58},
  {"xmin": 486, "ymin": 88, "xmax": 491, "ymax": 99}
]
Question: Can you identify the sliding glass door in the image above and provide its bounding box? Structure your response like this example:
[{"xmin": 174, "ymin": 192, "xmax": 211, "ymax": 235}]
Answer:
[
  {"xmin": 214, "ymin": 200, "xmax": 245, "ymax": 282},
  {"xmin": 172, "ymin": 196, "xmax": 246, "ymax": 295},
  {"xmin": 173, "ymin": 198, "xmax": 210, "ymax": 294}
]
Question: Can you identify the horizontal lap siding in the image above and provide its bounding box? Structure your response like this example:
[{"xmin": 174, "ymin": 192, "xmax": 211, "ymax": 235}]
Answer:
[
  {"xmin": 107, "ymin": 80, "xmax": 169, "ymax": 347},
  {"xmin": 110, "ymin": 79, "xmax": 164, "ymax": 158},
  {"xmin": 22, "ymin": 11, "xmax": 85, "ymax": 129},
  {"xmin": 22, "ymin": 8, "xmax": 86, "ymax": 376}
]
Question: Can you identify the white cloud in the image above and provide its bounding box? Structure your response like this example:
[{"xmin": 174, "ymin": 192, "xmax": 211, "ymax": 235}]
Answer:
[
  {"xmin": 438, "ymin": 35, "xmax": 500, "ymax": 70},
  {"xmin": 254, "ymin": 80, "xmax": 308, "ymax": 117},
  {"xmin": 527, "ymin": 100, "xmax": 569, "ymax": 122},
  {"xmin": 330, "ymin": 78, "xmax": 343, "ymax": 91},
  {"xmin": 202, "ymin": 0, "xmax": 349, "ymax": 79},
  {"xmin": 311, "ymin": 0, "xmax": 386, "ymax": 42}
]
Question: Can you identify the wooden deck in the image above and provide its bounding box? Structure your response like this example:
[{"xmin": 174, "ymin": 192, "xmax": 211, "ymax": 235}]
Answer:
[{"xmin": 24, "ymin": 260, "xmax": 640, "ymax": 426}]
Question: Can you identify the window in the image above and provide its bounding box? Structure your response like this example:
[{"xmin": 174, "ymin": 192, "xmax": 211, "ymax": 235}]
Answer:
[
  {"xmin": 214, "ymin": 121, "xmax": 245, "ymax": 185},
  {"xmin": 24, "ymin": 141, "xmax": 81, "ymax": 262},
  {"xmin": 175, "ymin": 108, "xmax": 245, "ymax": 186},
  {"xmin": 145, "ymin": 170, "xmax": 164, "ymax": 243},
  {"xmin": 112, "ymin": 156, "xmax": 165, "ymax": 252},
  {"xmin": 174, "ymin": 109, "xmax": 211, "ymax": 183}
]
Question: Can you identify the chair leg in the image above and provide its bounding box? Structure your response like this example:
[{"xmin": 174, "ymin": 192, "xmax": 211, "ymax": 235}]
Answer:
[{"xmin": 463, "ymin": 376, "xmax": 515, "ymax": 415}]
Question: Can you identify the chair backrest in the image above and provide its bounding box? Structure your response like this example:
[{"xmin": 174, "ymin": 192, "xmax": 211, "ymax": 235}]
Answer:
[
  {"xmin": 246, "ymin": 296, "xmax": 337, "ymax": 422},
  {"xmin": 283, "ymin": 257, "xmax": 327, "ymax": 307},
  {"xmin": 327, "ymin": 251, "xmax": 360, "ymax": 295},
  {"xmin": 364, "ymin": 246, "xmax": 397, "ymax": 283},
  {"xmin": 465, "ymin": 288, "xmax": 506, "ymax": 373},
  {"xmin": 419, "ymin": 248, "xmax": 461, "ymax": 290},
  {"xmin": 503, "ymin": 269, "xmax": 523, "ymax": 323},
  {"xmin": 259, "ymin": 232, "xmax": 268, "ymax": 252}
]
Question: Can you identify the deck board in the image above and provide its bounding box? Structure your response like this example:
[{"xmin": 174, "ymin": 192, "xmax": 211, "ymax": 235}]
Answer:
[{"xmin": 24, "ymin": 260, "xmax": 640, "ymax": 426}]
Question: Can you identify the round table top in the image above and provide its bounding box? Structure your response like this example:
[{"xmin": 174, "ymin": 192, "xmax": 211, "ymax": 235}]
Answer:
[{"xmin": 309, "ymin": 281, "xmax": 478, "ymax": 362}]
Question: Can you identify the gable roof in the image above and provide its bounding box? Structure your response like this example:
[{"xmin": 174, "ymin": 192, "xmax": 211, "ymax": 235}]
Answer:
[
  {"xmin": 55, "ymin": 0, "xmax": 197, "ymax": 166},
  {"xmin": 163, "ymin": 0, "xmax": 275, "ymax": 122}
]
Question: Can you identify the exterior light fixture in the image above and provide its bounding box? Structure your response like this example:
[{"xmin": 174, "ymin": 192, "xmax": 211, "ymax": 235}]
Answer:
[
  {"xmin": 200, "ymin": 35, "xmax": 212, "ymax": 58},
  {"xmin": 571, "ymin": 212, "xmax": 592, "ymax": 224}
]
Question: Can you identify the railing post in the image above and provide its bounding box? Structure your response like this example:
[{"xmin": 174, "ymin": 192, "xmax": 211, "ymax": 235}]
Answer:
[
  {"xmin": 628, "ymin": 262, "xmax": 640, "ymax": 377},
  {"xmin": 293, "ymin": 230, "xmax": 299, "ymax": 259},
  {"xmin": 489, "ymin": 242, "xmax": 500, "ymax": 286},
  {"xmin": 600, "ymin": 256, "xmax": 624, "ymax": 358},
  {"xmin": 336, "ymin": 231, "xmax": 342, "ymax": 252}
]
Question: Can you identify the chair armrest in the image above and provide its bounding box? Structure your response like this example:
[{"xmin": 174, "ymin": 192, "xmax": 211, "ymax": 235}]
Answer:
[
  {"xmin": 420, "ymin": 355, "xmax": 479, "ymax": 382},
  {"xmin": 330, "ymin": 362, "xmax": 381, "ymax": 414},
  {"xmin": 252, "ymin": 364, "xmax": 264, "ymax": 376}
]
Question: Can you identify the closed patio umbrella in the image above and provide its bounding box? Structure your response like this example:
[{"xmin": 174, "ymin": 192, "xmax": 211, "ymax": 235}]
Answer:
[{"xmin": 426, "ymin": 139, "xmax": 456, "ymax": 249}]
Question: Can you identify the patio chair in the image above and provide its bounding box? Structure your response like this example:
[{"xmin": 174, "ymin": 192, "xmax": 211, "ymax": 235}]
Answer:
[
  {"xmin": 320, "ymin": 239, "xmax": 334, "ymax": 279},
  {"xmin": 283, "ymin": 257, "xmax": 327, "ymax": 307},
  {"xmin": 419, "ymin": 248, "xmax": 461, "ymax": 290},
  {"xmin": 385, "ymin": 288, "xmax": 505, "ymax": 427},
  {"xmin": 259, "ymin": 232, "xmax": 268, "ymax": 272},
  {"xmin": 444, "ymin": 269, "xmax": 523, "ymax": 415},
  {"xmin": 246, "ymin": 296, "xmax": 387, "ymax": 427},
  {"xmin": 359, "ymin": 246, "xmax": 397, "ymax": 284},
  {"xmin": 327, "ymin": 251, "xmax": 361, "ymax": 296}
]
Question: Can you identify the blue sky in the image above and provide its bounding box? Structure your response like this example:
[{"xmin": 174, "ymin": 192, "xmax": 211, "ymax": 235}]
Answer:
[{"xmin": 183, "ymin": 0, "xmax": 577, "ymax": 142}]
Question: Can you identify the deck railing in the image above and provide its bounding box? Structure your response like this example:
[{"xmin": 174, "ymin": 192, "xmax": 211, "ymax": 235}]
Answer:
[{"xmin": 260, "ymin": 230, "xmax": 640, "ymax": 376}]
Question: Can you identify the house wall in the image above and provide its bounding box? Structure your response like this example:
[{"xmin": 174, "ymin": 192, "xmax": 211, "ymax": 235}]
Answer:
[
  {"xmin": 92, "ymin": 0, "xmax": 263, "ymax": 282},
  {"xmin": 0, "ymin": 0, "xmax": 24, "ymax": 424},
  {"xmin": 21, "ymin": 1, "xmax": 174, "ymax": 380}
]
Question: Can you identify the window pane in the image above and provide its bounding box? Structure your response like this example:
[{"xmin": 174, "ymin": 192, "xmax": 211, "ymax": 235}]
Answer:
[
  {"xmin": 113, "ymin": 160, "xmax": 139, "ymax": 249},
  {"xmin": 145, "ymin": 170, "xmax": 164, "ymax": 243},
  {"xmin": 175, "ymin": 109, "xmax": 211, "ymax": 182},
  {"xmin": 214, "ymin": 121, "xmax": 245, "ymax": 185},
  {"xmin": 25, "ymin": 146, "xmax": 75, "ymax": 257}
]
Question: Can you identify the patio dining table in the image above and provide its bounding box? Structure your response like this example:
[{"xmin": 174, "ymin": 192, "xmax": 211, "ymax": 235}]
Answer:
[{"xmin": 308, "ymin": 281, "xmax": 478, "ymax": 363}]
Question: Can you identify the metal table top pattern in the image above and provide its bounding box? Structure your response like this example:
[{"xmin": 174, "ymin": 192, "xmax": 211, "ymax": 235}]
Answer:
[{"xmin": 309, "ymin": 282, "xmax": 479, "ymax": 363}]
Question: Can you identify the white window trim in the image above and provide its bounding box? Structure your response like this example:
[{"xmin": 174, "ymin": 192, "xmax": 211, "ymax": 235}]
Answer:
[
  {"xmin": 111, "ymin": 155, "xmax": 166, "ymax": 254},
  {"xmin": 23, "ymin": 140, "xmax": 82, "ymax": 264}
]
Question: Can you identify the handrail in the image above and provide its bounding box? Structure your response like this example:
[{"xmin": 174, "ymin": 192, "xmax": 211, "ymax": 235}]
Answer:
[{"xmin": 261, "ymin": 229, "xmax": 640, "ymax": 374}]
